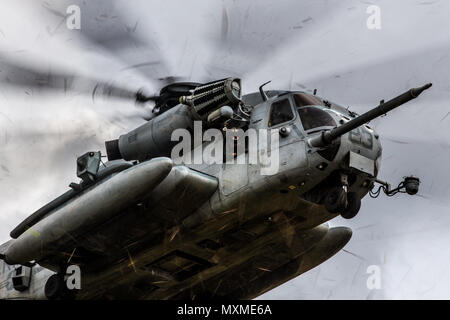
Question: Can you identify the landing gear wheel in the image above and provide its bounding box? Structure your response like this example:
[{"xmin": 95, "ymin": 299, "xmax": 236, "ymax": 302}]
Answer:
[
  {"xmin": 341, "ymin": 192, "xmax": 361, "ymax": 219},
  {"xmin": 44, "ymin": 274, "xmax": 78, "ymax": 300},
  {"xmin": 45, "ymin": 274, "xmax": 65, "ymax": 300},
  {"xmin": 325, "ymin": 187, "xmax": 347, "ymax": 214}
]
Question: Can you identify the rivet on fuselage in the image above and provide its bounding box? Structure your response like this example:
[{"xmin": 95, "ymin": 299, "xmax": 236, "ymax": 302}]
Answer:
[{"xmin": 316, "ymin": 162, "xmax": 328, "ymax": 171}]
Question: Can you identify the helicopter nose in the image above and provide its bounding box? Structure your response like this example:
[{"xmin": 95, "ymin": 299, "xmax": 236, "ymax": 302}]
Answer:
[{"xmin": 334, "ymin": 120, "xmax": 383, "ymax": 176}]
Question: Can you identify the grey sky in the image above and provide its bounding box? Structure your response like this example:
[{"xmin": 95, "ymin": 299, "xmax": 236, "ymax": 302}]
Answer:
[{"xmin": 0, "ymin": 0, "xmax": 449, "ymax": 299}]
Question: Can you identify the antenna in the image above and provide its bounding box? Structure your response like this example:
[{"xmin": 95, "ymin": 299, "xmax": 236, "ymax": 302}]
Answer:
[{"xmin": 259, "ymin": 81, "xmax": 271, "ymax": 101}]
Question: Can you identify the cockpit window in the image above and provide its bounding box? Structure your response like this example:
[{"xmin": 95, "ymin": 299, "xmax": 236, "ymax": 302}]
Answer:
[
  {"xmin": 268, "ymin": 99, "xmax": 294, "ymax": 127},
  {"xmin": 294, "ymin": 93, "xmax": 325, "ymax": 107},
  {"xmin": 297, "ymin": 106, "xmax": 336, "ymax": 131}
]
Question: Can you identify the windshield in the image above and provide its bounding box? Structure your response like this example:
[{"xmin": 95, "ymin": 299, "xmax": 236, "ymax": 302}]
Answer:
[{"xmin": 297, "ymin": 106, "xmax": 336, "ymax": 131}]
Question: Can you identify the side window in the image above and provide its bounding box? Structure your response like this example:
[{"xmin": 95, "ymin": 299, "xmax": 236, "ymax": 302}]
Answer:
[{"xmin": 268, "ymin": 99, "xmax": 294, "ymax": 127}]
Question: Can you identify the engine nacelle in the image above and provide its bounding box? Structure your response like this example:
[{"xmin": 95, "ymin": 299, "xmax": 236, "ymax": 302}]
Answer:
[
  {"xmin": 106, "ymin": 78, "xmax": 242, "ymax": 162},
  {"xmin": 107, "ymin": 104, "xmax": 193, "ymax": 161},
  {"xmin": 180, "ymin": 78, "xmax": 241, "ymax": 119}
]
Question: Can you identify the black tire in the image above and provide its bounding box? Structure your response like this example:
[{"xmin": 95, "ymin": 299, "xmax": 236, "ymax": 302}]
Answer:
[
  {"xmin": 341, "ymin": 192, "xmax": 361, "ymax": 219},
  {"xmin": 324, "ymin": 187, "xmax": 347, "ymax": 214},
  {"xmin": 45, "ymin": 274, "xmax": 65, "ymax": 300}
]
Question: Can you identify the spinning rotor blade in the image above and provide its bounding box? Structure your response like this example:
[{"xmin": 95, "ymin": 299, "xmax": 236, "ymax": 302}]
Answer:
[
  {"xmin": 203, "ymin": 0, "xmax": 345, "ymax": 81},
  {"xmin": 297, "ymin": 43, "xmax": 450, "ymax": 106},
  {"xmin": 41, "ymin": 0, "xmax": 178, "ymax": 86},
  {"xmin": 0, "ymin": 55, "xmax": 158, "ymax": 104}
]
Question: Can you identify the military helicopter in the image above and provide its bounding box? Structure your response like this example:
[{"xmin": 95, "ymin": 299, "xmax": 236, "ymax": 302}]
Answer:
[
  {"xmin": 0, "ymin": 1, "xmax": 433, "ymax": 300},
  {"xmin": 0, "ymin": 71, "xmax": 432, "ymax": 299}
]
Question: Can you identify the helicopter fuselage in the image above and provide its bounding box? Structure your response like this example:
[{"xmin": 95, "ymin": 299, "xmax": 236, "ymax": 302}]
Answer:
[
  {"xmin": 5, "ymin": 85, "xmax": 428, "ymax": 300},
  {"xmin": 73, "ymin": 91, "xmax": 382, "ymax": 298}
]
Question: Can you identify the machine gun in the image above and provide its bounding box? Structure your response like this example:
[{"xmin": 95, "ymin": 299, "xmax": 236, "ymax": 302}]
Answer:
[{"xmin": 308, "ymin": 83, "xmax": 433, "ymax": 148}]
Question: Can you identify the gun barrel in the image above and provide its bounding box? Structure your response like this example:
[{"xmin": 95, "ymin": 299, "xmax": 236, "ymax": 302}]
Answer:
[{"xmin": 310, "ymin": 83, "xmax": 432, "ymax": 147}]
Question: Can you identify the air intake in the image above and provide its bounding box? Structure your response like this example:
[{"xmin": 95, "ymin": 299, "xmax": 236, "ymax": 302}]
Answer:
[{"xmin": 180, "ymin": 78, "xmax": 241, "ymax": 118}]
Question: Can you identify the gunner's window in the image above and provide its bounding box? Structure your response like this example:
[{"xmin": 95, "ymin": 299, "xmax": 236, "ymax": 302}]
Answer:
[
  {"xmin": 297, "ymin": 106, "xmax": 336, "ymax": 131},
  {"xmin": 268, "ymin": 99, "xmax": 294, "ymax": 127}
]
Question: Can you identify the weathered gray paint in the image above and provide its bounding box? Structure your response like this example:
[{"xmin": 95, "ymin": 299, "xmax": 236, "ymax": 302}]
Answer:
[
  {"xmin": 5, "ymin": 158, "xmax": 173, "ymax": 265},
  {"xmin": 0, "ymin": 93, "xmax": 390, "ymax": 299}
]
